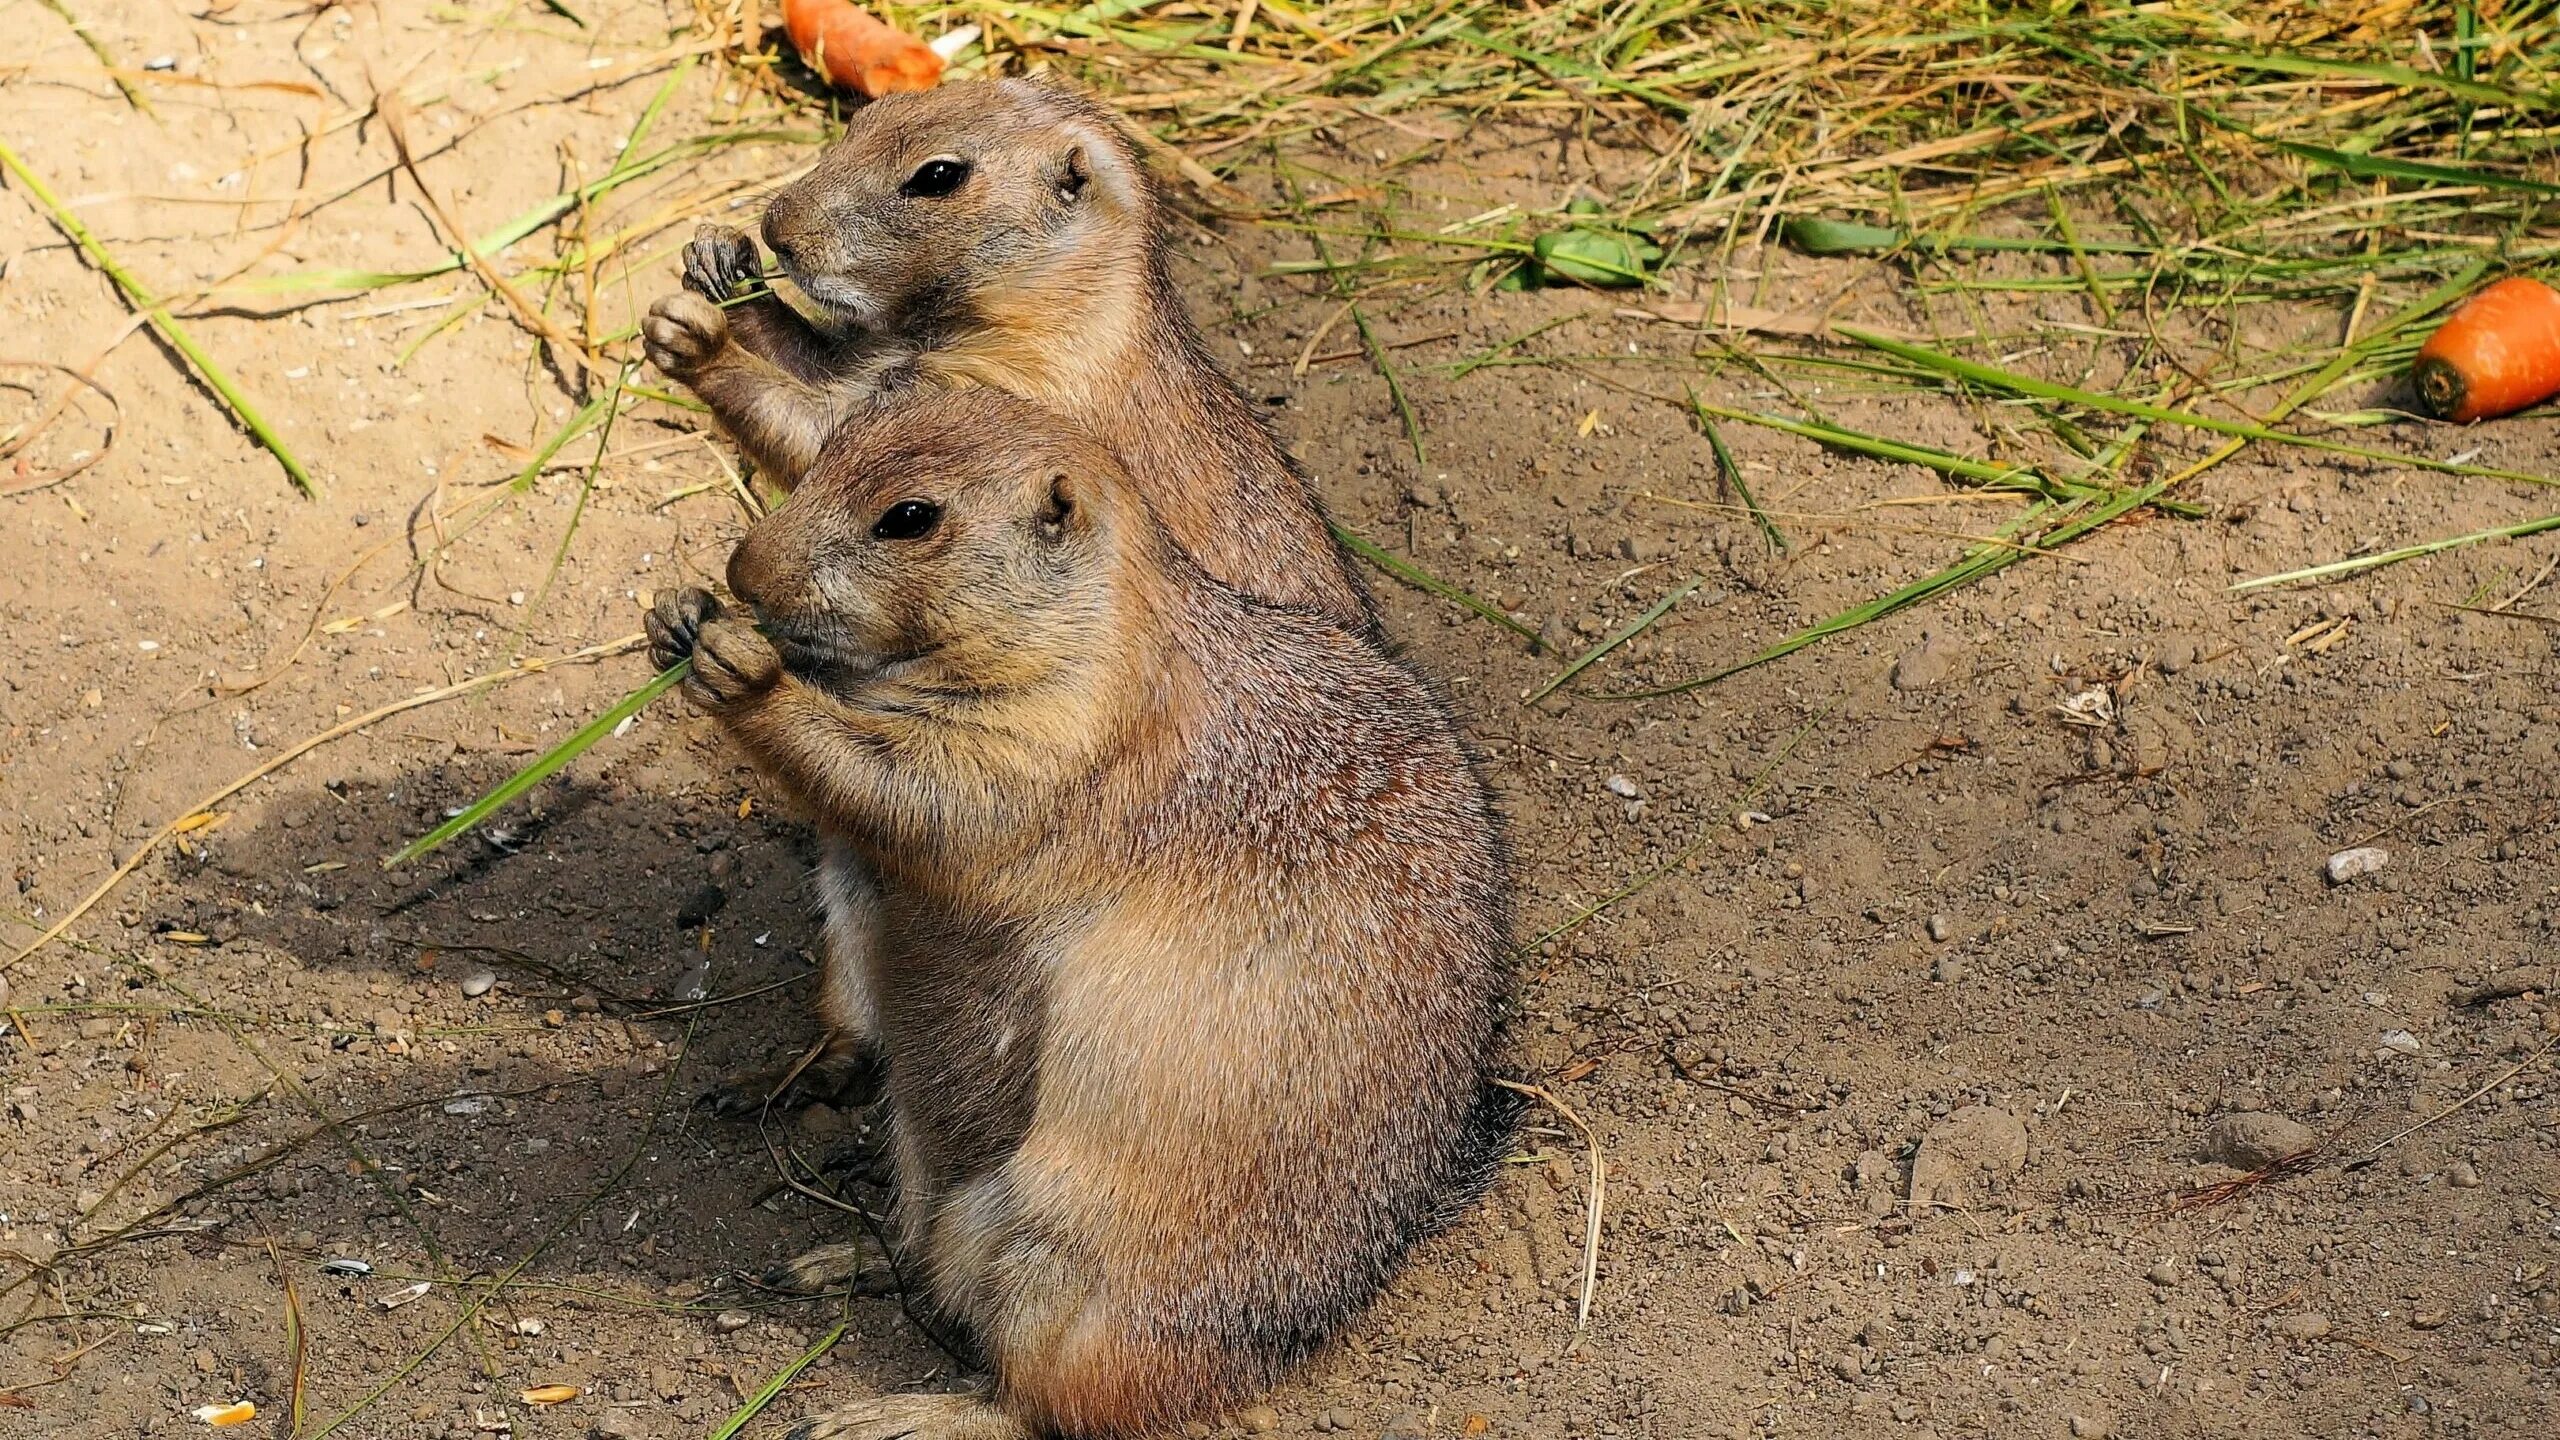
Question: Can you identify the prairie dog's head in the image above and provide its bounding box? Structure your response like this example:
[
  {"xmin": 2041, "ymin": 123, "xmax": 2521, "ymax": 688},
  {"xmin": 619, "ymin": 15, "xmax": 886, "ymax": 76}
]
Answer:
[
  {"xmin": 725, "ymin": 390, "xmax": 1139, "ymax": 700},
  {"xmin": 760, "ymin": 79, "xmax": 1156, "ymax": 335}
]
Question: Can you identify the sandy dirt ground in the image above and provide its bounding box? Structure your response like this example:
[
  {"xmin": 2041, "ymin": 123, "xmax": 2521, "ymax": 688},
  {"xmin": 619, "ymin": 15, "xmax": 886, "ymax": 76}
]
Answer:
[{"xmin": 2, "ymin": 5, "xmax": 2557, "ymax": 1440}]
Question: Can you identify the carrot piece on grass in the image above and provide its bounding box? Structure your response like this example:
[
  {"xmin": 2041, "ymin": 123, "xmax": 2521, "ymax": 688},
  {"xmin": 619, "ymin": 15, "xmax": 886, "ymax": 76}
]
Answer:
[
  {"xmin": 2409, "ymin": 275, "xmax": 2560, "ymax": 423},
  {"xmin": 781, "ymin": 0, "xmax": 943, "ymax": 98}
]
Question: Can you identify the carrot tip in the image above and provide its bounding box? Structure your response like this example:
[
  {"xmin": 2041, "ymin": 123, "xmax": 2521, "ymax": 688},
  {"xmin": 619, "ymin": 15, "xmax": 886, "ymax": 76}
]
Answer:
[{"xmin": 2410, "ymin": 356, "xmax": 2467, "ymax": 421}]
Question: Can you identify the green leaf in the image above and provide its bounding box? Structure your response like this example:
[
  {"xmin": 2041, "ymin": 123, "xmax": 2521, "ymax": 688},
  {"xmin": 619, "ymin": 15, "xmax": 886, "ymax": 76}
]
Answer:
[{"xmin": 1530, "ymin": 227, "xmax": 1658, "ymax": 288}]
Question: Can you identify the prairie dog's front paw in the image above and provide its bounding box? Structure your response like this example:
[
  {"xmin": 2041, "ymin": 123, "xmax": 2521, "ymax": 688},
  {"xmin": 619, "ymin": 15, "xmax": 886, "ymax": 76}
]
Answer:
[
  {"xmin": 642, "ymin": 291, "xmax": 730, "ymax": 380},
  {"xmin": 687, "ymin": 618, "xmax": 782, "ymax": 708},
  {"xmin": 646, "ymin": 586, "xmax": 722, "ymax": 674},
  {"xmin": 683, "ymin": 224, "xmax": 763, "ymax": 303}
]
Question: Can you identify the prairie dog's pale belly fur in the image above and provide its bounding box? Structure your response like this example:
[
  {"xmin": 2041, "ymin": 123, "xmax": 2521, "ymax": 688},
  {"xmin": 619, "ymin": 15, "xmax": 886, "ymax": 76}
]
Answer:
[{"xmin": 646, "ymin": 391, "xmax": 1507, "ymax": 1439}]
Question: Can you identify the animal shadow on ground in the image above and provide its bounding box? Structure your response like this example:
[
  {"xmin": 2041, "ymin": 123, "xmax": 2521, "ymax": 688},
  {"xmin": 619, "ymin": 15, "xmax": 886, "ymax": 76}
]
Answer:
[{"xmin": 4, "ymin": 755, "xmax": 1555, "ymax": 1437}]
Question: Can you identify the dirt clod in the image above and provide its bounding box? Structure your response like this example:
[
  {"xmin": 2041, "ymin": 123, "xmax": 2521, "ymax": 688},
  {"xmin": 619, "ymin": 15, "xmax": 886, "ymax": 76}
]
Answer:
[
  {"xmin": 1908, "ymin": 1105, "xmax": 2028, "ymax": 1209},
  {"xmin": 2205, "ymin": 1112, "xmax": 2316, "ymax": 1169}
]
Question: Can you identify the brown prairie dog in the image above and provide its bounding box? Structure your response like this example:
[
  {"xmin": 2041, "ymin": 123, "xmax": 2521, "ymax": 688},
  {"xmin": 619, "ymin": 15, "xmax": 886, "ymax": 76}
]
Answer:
[
  {"xmin": 643, "ymin": 77, "xmax": 1376, "ymax": 1112},
  {"xmin": 640, "ymin": 78, "xmax": 1367, "ymax": 627},
  {"xmin": 644, "ymin": 390, "xmax": 1509, "ymax": 1440}
]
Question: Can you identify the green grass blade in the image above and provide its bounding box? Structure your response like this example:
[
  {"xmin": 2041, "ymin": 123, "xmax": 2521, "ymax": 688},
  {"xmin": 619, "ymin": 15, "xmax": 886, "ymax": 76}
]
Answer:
[
  {"xmin": 1331, "ymin": 523, "xmax": 1538, "ymax": 643},
  {"xmin": 1692, "ymin": 399, "xmax": 1787, "ymax": 554},
  {"xmin": 1685, "ymin": 394, "xmax": 2053, "ymax": 493},
  {"xmin": 384, "ymin": 662, "xmax": 687, "ymax": 867},
  {"xmin": 0, "ymin": 138, "xmax": 316, "ymax": 495},
  {"xmin": 1837, "ymin": 327, "xmax": 2556, "ymax": 489},
  {"xmin": 1523, "ymin": 575, "xmax": 1700, "ymax": 704},
  {"xmin": 2268, "ymin": 140, "xmax": 2560, "ymax": 197},
  {"xmin": 2232, "ymin": 511, "xmax": 2560, "ymax": 590},
  {"xmin": 706, "ymin": 1320, "xmax": 849, "ymax": 1440}
]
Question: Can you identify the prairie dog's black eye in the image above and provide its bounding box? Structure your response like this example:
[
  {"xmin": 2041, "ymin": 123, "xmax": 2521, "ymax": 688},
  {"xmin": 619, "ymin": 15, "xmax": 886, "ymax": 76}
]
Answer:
[
  {"xmin": 902, "ymin": 158, "xmax": 970, "ymax": 198},
  {"xmin": 872, "ymin": 499, "xmax": 942, "ymax": 540}
]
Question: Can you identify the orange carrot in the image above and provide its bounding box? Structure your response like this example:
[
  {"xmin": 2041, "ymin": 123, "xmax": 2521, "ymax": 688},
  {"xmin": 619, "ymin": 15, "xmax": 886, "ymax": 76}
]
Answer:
[
  {"xmin": 781, "ymin": 0, "xmax": 943, "ymax": 99},
  {"xmin": 2409, "ymin": 275, "xmax": 2560, "ymax": 423}
]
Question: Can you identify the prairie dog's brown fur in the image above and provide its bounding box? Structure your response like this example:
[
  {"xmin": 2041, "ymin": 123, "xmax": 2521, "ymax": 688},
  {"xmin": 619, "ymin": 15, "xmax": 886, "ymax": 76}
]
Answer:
[
  {"xmin": 645, "ymin": 391, "xmax": 1508, "ymax": 1440},
  {"xmin": 645, "ymin": 78, "xmax": 1375, "ymax": 1113},
  {"xmin": 641, "ymin": 77, "xmax": 1366, "ymax": 627}
]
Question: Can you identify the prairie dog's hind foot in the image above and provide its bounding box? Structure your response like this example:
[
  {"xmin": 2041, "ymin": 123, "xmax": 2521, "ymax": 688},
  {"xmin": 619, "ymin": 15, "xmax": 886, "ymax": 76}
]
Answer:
[
  {"xmin": 684, "ymin": 223, "xmax": 763, "ymax": 303},
  {"xmin": 642, "ymin": 290, "xmax": 731, "ymax": 380},
  {"xmin": 786, "ymin": 1394, "xmax": 1027, "ymax": 1440},
  {"xmin": 761, "ymin": 1238, "xmax": 898, "ymax": 1297},
  {"xmin": 701, "ymin": 1036, "xmax": 885, "ymax": 1117}
]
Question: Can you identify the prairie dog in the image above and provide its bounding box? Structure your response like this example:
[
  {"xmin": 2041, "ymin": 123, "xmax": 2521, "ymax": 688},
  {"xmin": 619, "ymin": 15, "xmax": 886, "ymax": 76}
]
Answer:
[
  {"xmin": 643, "ymin": 78, "xmax": 1374, "ymax": 1110},
  {"xmin": 644, "ymin": 391, "xmax": 1508, "ymax": 1439},
  {"xmin": 640, "ymin": 78, "xmax": 1365, "ymax": 625}
]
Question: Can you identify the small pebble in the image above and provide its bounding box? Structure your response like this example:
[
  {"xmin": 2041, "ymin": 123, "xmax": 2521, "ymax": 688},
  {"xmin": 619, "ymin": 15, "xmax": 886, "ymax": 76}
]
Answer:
[
  {"xmin": 1926, "ymin": 914, "xmax": 1953, "ymax": 944},
  {"xmin": 2146, "ymin": 1257, "xmax": 2179, "ymax": 1287},
  {"xmin": 2409, "ymin": 1309, "xmax": 2446, "ymax": 1331},
  {"xmin": 2325, "ymin": 846, "xmax": 2389, "ymax": 884},
  {"xmin": 2446, "ymin": 1159, "xmax": 2482, "ymax": 1189},
  {"xmin": 1235, "ymin": 1405, "xmax": 1280, "ymax": 1434},
  {"xmin": 2377, "ymin": 1028, "xmax": 2422, "ymax": 1057},
  {"xmin": 2269, "ymin": 1310, "xmax": 2331, "ymax": 1341},
  {"xmin": 1933, "ymin": 955, "xmax": 1966, "ymax": 984},
  {"xmin": 712, "ymin": 1309, "xmax": 751, "ymax": 1333},
  {"xmin": 2069, "ymin": 1418, "xmax": 2113, "ymax": 1439},
  {"xmin": 460, "ymin": 969, "xmax": 496, "ymax": 998},
  {"xmin": 2205, "ymin": 1112, "xmax": 2315, "ymax": 1169},
  {"xmin": 1603, "ymin": 774, "xmax": 1642, "ymax": 800}
]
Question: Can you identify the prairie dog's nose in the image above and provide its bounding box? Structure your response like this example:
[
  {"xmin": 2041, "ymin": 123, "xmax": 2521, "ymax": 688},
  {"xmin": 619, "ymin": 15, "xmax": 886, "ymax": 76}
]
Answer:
[{"xmin": 759, "ymin": 209, "xmax": 804, "ymax": 273}]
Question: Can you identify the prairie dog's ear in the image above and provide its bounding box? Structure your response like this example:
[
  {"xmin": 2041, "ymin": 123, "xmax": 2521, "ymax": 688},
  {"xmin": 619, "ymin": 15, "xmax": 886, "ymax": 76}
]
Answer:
[
  {"xmin": 1049, "ymin": 125, "xmax": 1144, "ymax": 212},
  {"xmin": 1035, "ymin": 471, "xmax": 1080, "ymax": 538}
]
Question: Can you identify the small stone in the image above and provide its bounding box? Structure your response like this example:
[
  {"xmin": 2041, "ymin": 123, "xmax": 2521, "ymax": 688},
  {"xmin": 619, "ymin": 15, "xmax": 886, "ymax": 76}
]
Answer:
[
  {"xmin": 711, "ymin": 1309, "xmax": 751, "ymax": 1333},
  {"xmin": 1908, "ymin": 1105, "xmax": 2028, "ymax": 1209},
  {"xmin": 1317, "ymin": 1409, "xmax": 1355, "ymax": 1434},
  {"xmin": 190, "ymin": 1348, "xmax": 217, "ymax": 1375},
  {"xmin": 542, "ymin": 1009, "xmax": 567, "ymax": 1028},
  {"xmin": 2204, "ymin": 1112, "xmax": 2315, "ymax": 1170},
  {"xmin": 1381, "ymin": 1411, "xmax": 1430, "ymax": 1439},
  {"xmin": 2446, "ymin": 1159, "xmax": 2481, "ymax": 1189},
  {"xmin": 1236, "ymin": 1406, "xmax": 1281, "ymax": 1434},
  {"xmin": 460, "ymin": 969, "xmax": 496, "ymax": 998},
  {"xmin": 1536, "ymin": 615, "xmax": 1572, "ymax": 656},
  {"xmin": 1933, "ymin": 955, "xmax": 1967, "ymax": 984},
  {"xmin": 78, "ymin": 1017, "xmax": 115, "ymax": 1039},
  {"xmin": 2268, "ymin": 1311, "xmax": 2331, "ymax": 1341},
  {"xmin": 569, "ymin": 993, "xmax": 602, "ymax": 1014},
  {"xmin": 2155, "ymin": 639, "xmax": 2193, "ymax": 675},
  {"xmin": 676, "ymin": 883, "xmax": 728, "ymax": 929},
  {"xmin": 2409, "ymin": 1309, "xmax": 2446, "ymax": 1331},
  {"xmin": 2146, "ymin": 1258, "xmax": 2179, "ymax": 1287},
  {"xmin": 2325, "ymin": 846, "xmax": 2389, "ymax": 884},
  {"xmin": 2070, "ymin": 1417, "xmax": 2113, "ymax": 1439},
  {"xmin": 1603, "ymin": 774, "xmax": 1642, "ymax": 800},
  {"xmin": 1827, "ymin": 1351, "xmax": 1863, "ymax": 1382},
  {"xmin": 1890, "ymin": 630, "xmax": 1965, "ymax": 690},
  {"xmin": 2377, "ymin": 1028, "xmax": 2422, "ymax": 1057},
  {"xmin": 1926, "ymin": 914, "xmax": 1953, "ymax": 944},
  {"xmin": 1859, "ymin": 1316, "xmax": 1899, "ymax": 1348}
]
